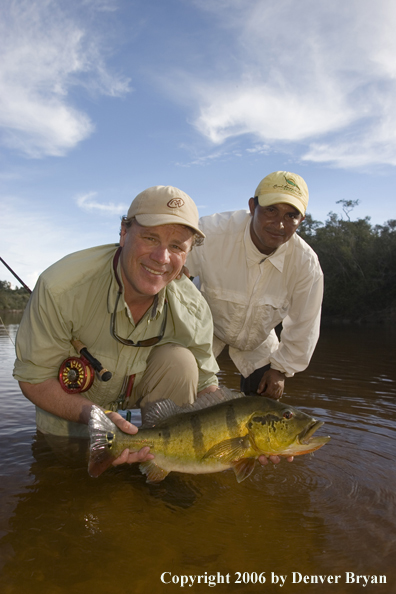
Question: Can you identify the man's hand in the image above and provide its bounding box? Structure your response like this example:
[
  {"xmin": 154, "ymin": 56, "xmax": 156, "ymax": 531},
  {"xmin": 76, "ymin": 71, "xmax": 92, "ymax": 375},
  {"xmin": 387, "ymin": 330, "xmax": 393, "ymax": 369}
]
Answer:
[
  {"xmin": 105, "ymin": 410, "xmax": 154, "ymax": 467},
  {"xmin": 257, "ymin": 368, "xmax": 285, "ymax": 399},
  {"xmin": 197, "ymin": 385, "xmax": 219, "ymax": 397},
  {"xmin": 258, "ymin": 454, "xmax": 294, "ymax": 466}
]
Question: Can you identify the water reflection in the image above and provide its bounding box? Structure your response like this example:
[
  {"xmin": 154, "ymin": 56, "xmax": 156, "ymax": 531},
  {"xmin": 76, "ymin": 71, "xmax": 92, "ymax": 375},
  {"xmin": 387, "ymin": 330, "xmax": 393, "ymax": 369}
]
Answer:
[{"xmin": 0, "ymin": 317, "xmax": 395, "ymax": 593}]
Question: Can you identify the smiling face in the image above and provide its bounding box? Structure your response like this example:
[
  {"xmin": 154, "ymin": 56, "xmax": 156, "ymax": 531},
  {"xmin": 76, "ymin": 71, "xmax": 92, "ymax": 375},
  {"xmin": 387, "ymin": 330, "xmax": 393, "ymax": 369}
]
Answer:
[
  {"xmin": 248, "ymin": 198, "xmax": 305, "ymax": 255},
  {"xmin": 119, "ymin": 220, "xmax": 194, "ymax": 304}
]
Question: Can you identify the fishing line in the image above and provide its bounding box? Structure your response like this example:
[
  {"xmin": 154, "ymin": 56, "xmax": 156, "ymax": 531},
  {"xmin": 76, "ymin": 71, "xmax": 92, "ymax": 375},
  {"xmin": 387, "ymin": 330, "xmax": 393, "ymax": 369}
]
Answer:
[{"xmin": 0, "ymin": 315, "xmax": 15, "ymax": 346}]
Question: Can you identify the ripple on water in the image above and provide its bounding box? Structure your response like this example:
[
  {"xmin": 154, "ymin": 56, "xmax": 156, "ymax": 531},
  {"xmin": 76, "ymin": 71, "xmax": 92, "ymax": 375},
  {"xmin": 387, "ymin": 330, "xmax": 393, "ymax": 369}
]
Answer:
[{"xmin": 0, "ymin": 323, "xmax": 396, "ymax": 593}]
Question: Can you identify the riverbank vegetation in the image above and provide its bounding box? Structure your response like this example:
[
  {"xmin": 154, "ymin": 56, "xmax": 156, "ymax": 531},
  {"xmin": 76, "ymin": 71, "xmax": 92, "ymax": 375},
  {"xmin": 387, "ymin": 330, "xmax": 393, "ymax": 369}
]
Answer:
[
  {"xmin": 0, "ymin": 281, "xmax": 30, "ymax": 311},
  {"xmin": 299, "ymin": 200, "xmax": 396, "ymax": 323},
  {"xmin": 1, "ymin": 201, "xmax": 395, "ymax": 322}
]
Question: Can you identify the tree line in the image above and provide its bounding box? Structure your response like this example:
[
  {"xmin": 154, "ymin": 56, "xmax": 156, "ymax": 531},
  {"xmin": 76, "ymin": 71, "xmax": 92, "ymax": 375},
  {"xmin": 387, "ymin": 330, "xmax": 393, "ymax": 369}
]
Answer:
[
  {"xmin": 299, "ymin": 200, "xmax": 396, "ymax": 322},
  {"xmin": 1, "ymin": 201, "xmax": 395, "ymax": 321},
  {"xmin": 0, "ymin": 280, "xmax": 30, "ymax": 311}
]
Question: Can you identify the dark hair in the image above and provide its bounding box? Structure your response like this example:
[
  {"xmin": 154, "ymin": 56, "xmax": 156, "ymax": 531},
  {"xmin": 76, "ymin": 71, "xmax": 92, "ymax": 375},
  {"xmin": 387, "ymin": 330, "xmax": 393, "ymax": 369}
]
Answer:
[{"xmin": 120, "ymin": 216, "xmax": 204, "ymax": 248}]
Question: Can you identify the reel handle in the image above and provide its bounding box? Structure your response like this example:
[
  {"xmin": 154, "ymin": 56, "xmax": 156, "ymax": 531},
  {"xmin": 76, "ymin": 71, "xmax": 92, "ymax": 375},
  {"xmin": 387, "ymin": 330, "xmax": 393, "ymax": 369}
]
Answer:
[{"xmin": 71, "ymin": 339, "xmax": 112, "ymax": 382}]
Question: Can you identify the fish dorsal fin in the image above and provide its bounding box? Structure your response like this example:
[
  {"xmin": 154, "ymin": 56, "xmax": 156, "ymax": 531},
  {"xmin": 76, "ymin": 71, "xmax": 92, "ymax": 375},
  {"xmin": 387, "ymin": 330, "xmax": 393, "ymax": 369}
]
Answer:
[
  {"xmin": 142, "ymin": 387, "xmax": 245, "ymax": 428},
  {"xmin": 202, "ymin": 434, "xmax": 251, "ymax": 464},
  {"xmin": 189, "ymin": 387, "xmax": 245, "ymax": 411},
  {"xmin": 141, "ymin": 399, "xmax": 182, "ymax": 428}
]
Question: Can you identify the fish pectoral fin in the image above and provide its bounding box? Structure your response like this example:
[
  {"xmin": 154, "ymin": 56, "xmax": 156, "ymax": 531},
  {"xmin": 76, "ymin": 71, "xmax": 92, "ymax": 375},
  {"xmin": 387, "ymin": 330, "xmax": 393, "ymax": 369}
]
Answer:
[
  {"xmin": 232, "ymin": 458, "xmax": 256, "ymax": 483},
  {"xmin": 202, "ymin": 435, "xmax": 251, "ymax": 464},
  {"xmin": 139, "ymin": 460, "xmax": 170, "ymax": 484}
]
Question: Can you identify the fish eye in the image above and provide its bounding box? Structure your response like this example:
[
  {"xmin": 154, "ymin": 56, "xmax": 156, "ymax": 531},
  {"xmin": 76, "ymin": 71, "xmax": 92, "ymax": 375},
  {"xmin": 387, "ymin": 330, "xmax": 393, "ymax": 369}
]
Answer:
[{"xmin": 283, "ymin": 411, "xmax": 293, "ymax": 420}]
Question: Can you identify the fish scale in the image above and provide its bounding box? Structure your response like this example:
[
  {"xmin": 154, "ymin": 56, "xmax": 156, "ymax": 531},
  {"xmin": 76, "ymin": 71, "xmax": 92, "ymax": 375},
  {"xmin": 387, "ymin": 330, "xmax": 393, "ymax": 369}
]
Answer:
[{"xmin": 88, "ymin": 387, "xmax": 330, "ymax": 483}]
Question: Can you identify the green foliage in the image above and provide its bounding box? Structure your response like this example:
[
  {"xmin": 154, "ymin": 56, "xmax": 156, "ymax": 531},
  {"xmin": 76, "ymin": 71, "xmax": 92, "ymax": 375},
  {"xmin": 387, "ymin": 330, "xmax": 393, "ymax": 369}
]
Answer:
[
  {"xmin": 299, "ymin": 208, "xmax": 396, "ymax": 320},
  {"xmin": 2, "ymin": 205, "xmax": 395, "ymax": 320},
  {"xmin": 0, "ymin": 281, "xmax": 30, "ymax": 310}
]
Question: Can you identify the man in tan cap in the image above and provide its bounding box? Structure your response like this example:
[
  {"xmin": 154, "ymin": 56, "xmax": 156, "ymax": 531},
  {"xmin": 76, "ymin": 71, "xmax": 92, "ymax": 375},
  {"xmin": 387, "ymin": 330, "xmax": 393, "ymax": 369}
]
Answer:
[
  {"xmin": 187, "ymin": 171, "xmax": 323, "ymax": 400},
  {"xmin": 14, "ymin": 185, "xmax": 219, "ymax": 467}
]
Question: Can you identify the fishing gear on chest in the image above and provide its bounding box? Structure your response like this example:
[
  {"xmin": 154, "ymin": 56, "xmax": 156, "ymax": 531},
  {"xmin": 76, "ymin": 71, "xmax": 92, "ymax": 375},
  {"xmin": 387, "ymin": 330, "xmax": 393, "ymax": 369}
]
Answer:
[{"xmin": 59, "ymin": 339, "xmax": 112, "ymax": 393}]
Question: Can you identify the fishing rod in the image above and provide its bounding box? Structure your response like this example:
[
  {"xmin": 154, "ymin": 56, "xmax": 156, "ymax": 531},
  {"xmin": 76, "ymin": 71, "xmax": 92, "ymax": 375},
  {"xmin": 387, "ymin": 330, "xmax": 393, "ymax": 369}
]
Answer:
[
  {"xmin": 1, "ymin": 256, "xmax": 112, "ymax": 392},
  {"xmin": 0, "ymin": 257, "xmax": 32, "ymax": 293}
]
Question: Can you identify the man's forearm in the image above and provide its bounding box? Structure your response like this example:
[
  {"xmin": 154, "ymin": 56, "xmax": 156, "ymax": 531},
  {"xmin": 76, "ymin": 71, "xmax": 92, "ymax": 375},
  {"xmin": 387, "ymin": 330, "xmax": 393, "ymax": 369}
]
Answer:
[{"xmin": 19, "ymin": 378, "xmax": 94, "ymax": 425}]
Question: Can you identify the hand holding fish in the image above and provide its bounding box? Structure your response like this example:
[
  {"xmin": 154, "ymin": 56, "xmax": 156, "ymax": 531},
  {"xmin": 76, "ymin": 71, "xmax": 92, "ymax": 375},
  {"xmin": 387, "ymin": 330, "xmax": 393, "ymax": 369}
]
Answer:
[
  {"xmin": 258, "ymin": 454, "xmax": 294, "ymax": 466},
  {"xmin": 103, "ymin": 410, "xmax": 154, "ymax": 467},
  {"xmin": 257, "ymin": 368, "xmax": 285, "ymax": 399},
  {"xmin": 197, "ymin": 384, "xmax": 220, "ymax": 396},
  {"xmin": 89, "ymin": 389, "xmax": 329, "ymax": 483}
]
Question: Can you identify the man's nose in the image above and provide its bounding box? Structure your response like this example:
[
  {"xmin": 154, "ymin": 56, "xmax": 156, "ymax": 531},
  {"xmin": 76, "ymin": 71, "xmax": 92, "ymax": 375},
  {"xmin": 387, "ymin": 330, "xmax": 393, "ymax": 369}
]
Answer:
[
  {"xmin": 273, "ymin": 216, "xmax": 284, "ymax": 229},
  {"xmin": 150, "ymin": 245, "xmax": 170, "ymax": 264}
]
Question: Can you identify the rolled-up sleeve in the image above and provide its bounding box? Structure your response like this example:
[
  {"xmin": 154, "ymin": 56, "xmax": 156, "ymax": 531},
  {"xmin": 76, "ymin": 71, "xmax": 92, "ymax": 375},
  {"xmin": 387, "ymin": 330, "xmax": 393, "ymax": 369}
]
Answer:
[{"xmin": 13, "ymin": 277, "xmax": 73, "ymax": 383}]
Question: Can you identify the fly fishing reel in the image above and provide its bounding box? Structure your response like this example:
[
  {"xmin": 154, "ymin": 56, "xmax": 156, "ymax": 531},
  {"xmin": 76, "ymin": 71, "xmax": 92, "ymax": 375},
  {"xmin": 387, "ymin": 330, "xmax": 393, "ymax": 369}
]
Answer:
[
  {"xmin": 58, "ymin": 339, "xmax": 112, "ymax": 394},
  {"xmin": 59, "ymin": 354, "xmax": 95, "ymax": 394}
]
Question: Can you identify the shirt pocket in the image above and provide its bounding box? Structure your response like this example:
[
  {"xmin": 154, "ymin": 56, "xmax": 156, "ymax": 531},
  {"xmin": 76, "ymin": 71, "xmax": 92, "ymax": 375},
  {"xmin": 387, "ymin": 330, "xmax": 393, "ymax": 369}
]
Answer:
[
  {"xmin": 253, "ymin": 295, "xmax": 290, "ymax": 336},
  {"xmin": 201, "ymin": 285, "xmax": 248, "ymax": 344}
]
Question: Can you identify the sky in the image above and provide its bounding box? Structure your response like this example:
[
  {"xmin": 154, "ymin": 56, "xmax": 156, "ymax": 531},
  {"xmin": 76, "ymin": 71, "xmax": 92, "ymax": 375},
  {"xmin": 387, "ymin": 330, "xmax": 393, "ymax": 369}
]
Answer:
[{"xmin": 1, "ymin": 0, "xmax": 396, "ymax": 289}]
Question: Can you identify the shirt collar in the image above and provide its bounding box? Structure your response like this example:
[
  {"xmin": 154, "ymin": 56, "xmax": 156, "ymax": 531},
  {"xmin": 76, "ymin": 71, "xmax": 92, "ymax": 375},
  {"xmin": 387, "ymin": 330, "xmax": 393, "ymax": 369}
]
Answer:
[
  {"xmin": 243, "ymin": 217, "xmax": 288, "ymax": 273},
  {"xmin": 107, "ymin": 246, "xmax": 166, "ymax": 319}
]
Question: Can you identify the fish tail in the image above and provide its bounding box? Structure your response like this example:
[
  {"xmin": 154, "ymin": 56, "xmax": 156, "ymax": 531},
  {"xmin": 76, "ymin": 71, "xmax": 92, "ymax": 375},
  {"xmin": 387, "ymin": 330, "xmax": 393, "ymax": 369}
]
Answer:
[{"xmin": 88, "ymin": 406, "xmax": 118, "ymax": 477}]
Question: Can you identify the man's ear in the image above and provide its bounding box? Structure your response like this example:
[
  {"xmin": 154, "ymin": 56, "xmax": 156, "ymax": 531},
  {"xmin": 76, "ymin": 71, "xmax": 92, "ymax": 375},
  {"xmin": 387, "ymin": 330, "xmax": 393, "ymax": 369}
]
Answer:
[
  {"xmin": 119, "ymin": 224, "xmax": 127, "ymax": 246},
  {"xmin": 248, "ymin": 197, "xmax": 256, "ymax": 216}
]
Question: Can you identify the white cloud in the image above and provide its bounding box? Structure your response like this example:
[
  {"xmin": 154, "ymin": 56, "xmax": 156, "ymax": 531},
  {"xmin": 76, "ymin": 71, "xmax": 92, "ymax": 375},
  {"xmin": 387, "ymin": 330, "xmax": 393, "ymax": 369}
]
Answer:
[
  {"xmin": 175, "ymin": 146, "xmax": 244, "ymax": 167},
  {"xmin": 0, "ymin": 0, "xmax": 130, "ymax": 158},
  {"xmin": 176, "ymin": 0, "xmax": 396, "ymax": 168},
  {"xmin": 0, "ymin": 195, "xmax": 121, "ymax": 289},
  {"xmin": 76, "ymin": 192, "xmax": 128, "ymax": 214}
]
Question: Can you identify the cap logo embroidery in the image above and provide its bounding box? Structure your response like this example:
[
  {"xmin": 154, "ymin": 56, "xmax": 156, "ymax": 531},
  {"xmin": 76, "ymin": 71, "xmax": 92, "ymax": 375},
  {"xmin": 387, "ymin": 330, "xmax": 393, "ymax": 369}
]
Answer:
[
  {"xmin": 167, "ymin": 198, "xmax": 185, "ymax": 208},
  {"xmin": 273, "ymin": 175, "xmax": 302, "ymax": 196}
]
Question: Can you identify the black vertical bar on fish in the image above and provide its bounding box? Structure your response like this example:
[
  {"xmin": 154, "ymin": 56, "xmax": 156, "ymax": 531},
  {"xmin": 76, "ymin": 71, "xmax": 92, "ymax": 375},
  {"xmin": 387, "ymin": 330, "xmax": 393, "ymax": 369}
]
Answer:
[
  {"xmin": 190, "ymin": 414, "xmax": 205, "ymax": 456},
  {"xmin": 226, "ymin": 404, "xmax": 239, "ymax": 438}
]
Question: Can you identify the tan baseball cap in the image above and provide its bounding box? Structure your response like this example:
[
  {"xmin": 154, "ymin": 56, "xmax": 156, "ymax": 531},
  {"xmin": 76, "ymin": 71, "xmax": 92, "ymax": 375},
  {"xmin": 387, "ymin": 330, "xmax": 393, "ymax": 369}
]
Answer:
[
  {"xmin": 254, "ymin": 171, "xmax": 309, "ymax": 215},
  {"xmin": 127, "ymin": 185, "xmax": 205, "ymax": 238}
]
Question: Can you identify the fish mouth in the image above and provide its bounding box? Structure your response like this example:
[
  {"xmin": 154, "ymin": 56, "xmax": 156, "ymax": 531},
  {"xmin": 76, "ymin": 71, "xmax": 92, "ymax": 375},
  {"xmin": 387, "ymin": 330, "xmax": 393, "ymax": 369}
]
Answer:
[{"xmin": 298, "ymin": 420, "xmax": 324, "ymax": 444}]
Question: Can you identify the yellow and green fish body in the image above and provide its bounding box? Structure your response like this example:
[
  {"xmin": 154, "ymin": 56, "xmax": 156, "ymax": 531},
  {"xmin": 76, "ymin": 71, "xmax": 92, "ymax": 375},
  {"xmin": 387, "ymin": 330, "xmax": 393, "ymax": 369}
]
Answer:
[{"xmin": 88, "ymin": 389, "xmax": 330, "ymax": 483}]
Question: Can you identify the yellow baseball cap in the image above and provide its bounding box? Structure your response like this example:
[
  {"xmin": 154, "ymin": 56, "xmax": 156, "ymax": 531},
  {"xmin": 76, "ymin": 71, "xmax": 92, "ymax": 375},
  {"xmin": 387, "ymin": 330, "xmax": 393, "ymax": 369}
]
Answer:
[
  {"xmin": 127, "ymin": 185, "xmax": 205, "ymax": 238},
  {"xmin": 254, "ymin": 171, "xmax": 309, "ymax": 215}
]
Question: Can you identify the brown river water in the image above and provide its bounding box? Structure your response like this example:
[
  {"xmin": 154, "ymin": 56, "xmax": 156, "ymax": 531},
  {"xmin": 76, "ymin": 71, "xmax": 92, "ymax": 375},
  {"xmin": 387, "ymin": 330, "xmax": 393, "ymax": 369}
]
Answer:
[{"xmin": 0, "ymin": 312, "xmax": 395, "ymax": 594}]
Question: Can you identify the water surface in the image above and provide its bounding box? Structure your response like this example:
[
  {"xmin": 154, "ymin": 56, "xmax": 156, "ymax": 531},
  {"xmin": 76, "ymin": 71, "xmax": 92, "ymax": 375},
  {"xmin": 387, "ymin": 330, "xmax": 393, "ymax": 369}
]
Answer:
[{"xmin": 0, "ymin": 313, "xmax": 395, "ymax": 593}]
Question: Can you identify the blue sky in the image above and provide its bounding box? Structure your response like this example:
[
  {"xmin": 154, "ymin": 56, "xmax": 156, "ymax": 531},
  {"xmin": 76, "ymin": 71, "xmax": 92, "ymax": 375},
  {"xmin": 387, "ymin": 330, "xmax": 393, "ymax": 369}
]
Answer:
[{"xmin": 1, "ymin": 0, "xmax": 396, "ymax": 289}]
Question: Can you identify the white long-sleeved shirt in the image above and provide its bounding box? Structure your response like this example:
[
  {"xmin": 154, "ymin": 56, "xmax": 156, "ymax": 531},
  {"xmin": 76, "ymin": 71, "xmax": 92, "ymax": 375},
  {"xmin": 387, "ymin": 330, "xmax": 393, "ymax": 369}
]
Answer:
[{"xmin": 187, "ymin": 210, "xmax": 323, "ymax": 378}]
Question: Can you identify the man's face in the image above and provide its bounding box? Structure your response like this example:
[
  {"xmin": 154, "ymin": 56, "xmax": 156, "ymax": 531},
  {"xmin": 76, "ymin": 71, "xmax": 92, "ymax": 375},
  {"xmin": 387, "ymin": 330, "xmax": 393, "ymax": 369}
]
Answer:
[
  {"xmin": 248, "ymin": 199, "xmax": 305, "ymax": 255},
  {"xmin": 119, "ymin": 220, "xmax": 194, "ymax": 302}
]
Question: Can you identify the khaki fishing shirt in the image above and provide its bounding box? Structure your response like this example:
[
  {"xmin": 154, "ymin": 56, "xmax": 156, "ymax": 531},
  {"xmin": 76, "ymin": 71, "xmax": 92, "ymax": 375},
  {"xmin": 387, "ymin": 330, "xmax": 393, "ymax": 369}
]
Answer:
[
  {"xmin": 187, "ymin": 210, "xmax": 323, "ymax": 378},
  {"xmin": 14, "ymin": 244, "xmax": 219, "ymax": 435}
]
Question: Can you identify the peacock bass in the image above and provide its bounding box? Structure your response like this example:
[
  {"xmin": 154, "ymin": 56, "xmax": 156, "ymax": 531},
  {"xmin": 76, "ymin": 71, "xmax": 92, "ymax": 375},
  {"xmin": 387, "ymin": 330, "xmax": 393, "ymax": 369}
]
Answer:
[{"xmin": 88, "ymin": 388, "xmax": 330, "ymax": 483}]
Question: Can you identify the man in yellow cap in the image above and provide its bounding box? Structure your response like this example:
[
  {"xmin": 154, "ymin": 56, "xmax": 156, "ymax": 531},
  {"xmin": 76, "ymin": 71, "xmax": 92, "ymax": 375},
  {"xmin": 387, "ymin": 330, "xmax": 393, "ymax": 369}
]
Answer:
[
  {"xmin": 187, "ymin": 171, "xmax": 323, "ymax": 400},
  {"xmin": 14, "ymin": 185, "xmax": 219, "ymax": 467}
]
